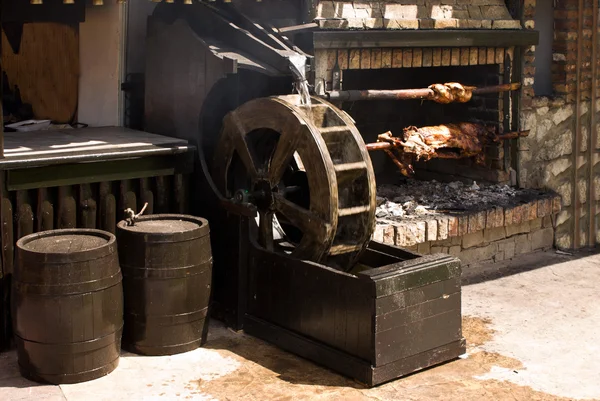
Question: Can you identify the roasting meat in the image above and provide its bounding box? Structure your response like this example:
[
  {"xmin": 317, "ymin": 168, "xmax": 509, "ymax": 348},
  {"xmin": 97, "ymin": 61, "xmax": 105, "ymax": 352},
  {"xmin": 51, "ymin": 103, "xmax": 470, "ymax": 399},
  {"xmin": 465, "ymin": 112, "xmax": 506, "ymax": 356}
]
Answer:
[
  {"xmin": 373, "ymin": 123, "xmax": 527, "ymax": 177},
  {"xmin": 401, "ymin": 122, "xmax": 496, "ymax": 162},
  {"xmin": 428, "ymin": 83, "xmax": 473, "ymax": 104}
]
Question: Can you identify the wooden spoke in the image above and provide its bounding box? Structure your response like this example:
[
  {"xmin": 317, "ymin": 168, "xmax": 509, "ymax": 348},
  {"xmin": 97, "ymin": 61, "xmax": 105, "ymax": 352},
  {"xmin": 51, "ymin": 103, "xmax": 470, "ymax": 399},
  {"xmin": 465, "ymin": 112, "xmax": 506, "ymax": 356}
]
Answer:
[
  {"xmin": 273, "ymin": 193, "xmax": 329, "ymax": 241},
  {"xmin": 258, "ymin": 210, "xmax": 274, "ymax": 251},
  {"xmin": 268, "ymin": 128, "xmax": 300, "ymax": 185},
  {"xmin": 227, "ymin": 112, "xmax": 259, "ymax": 180}
]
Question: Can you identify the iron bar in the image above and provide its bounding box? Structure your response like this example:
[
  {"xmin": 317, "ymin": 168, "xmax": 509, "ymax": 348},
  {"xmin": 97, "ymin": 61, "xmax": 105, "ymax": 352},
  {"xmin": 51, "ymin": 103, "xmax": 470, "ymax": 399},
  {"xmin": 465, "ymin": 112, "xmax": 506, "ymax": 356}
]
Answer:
[{"xmin": 323, "ymin": 83, "xmax": 521, "ymax": 102}]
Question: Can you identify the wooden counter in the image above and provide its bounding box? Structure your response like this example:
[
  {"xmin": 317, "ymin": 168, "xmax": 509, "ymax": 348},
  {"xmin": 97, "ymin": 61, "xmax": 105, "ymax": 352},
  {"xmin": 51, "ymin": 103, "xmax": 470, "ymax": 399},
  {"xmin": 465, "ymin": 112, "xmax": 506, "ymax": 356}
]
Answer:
[{"xmin": 0, "ymin": 126, "xmax": 195, "ymax": 190}]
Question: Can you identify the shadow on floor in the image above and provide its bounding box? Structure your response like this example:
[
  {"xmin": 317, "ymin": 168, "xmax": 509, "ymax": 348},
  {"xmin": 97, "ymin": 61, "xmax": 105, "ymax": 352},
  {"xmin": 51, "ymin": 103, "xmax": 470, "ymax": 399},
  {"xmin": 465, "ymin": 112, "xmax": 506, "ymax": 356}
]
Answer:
[
  {"xmin": 461, "ymin": 248, "xmax": 600, "ymax": 285},
  {"xmin": 203, "ymin": 326, "xmax": 365, "ymax": 389}
]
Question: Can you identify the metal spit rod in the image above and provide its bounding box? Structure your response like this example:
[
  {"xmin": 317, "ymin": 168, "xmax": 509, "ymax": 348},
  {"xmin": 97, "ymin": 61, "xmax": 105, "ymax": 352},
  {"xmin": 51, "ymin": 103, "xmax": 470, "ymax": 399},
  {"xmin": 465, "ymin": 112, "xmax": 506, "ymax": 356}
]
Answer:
[{"xmin": 323, "ymin": 83, "xmax": 521, "ymax": 102}]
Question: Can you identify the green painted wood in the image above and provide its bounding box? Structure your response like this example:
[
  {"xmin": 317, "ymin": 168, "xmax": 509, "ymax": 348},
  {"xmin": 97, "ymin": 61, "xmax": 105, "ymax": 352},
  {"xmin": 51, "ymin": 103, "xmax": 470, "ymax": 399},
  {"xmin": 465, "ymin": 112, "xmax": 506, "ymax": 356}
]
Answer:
[{"xmin": 6, "ymin": 155, "xmax": 192, "ymax": 191}]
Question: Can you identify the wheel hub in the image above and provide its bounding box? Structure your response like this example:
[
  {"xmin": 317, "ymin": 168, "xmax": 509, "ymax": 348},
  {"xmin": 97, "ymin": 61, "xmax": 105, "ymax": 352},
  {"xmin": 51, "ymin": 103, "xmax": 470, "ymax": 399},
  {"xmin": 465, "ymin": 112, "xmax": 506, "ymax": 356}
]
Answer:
[{"xmin": 252, "ymin": 180, "xmax": 276, "ymax": 211}]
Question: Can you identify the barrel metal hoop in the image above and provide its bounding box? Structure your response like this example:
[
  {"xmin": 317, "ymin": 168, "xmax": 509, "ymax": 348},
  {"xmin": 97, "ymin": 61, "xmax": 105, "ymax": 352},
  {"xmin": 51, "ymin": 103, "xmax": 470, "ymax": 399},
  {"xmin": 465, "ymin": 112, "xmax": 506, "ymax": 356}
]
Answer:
[
  {"xmin": 13, "ymin": 272, "xmax": 123, "ymax": 296},
  {"xmin": 125, "ymin": 307, "xmax": 208, "ymax": 325},
  {"xmin": 121, "ymin": 260, "xmax": 212, "ymax": 279},
  {"xmin": 15, "ymin": 326, "xmax": 123, "ymax": 354}
]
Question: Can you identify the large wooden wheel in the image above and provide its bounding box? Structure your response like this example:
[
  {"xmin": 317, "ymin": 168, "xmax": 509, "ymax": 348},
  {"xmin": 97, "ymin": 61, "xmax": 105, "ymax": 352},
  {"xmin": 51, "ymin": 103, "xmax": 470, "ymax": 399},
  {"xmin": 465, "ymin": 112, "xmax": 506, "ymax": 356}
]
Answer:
[{"xmin": 212, "ymin": 95, "xmax": 376, "ymax": 271}]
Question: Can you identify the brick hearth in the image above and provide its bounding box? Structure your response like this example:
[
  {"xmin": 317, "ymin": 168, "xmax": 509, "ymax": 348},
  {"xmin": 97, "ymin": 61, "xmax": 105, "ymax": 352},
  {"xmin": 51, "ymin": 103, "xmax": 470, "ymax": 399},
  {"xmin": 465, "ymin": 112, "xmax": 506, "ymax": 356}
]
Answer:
[{"xmin": 374, "ymin": 195, "xmax": 561, "ymax": 267}]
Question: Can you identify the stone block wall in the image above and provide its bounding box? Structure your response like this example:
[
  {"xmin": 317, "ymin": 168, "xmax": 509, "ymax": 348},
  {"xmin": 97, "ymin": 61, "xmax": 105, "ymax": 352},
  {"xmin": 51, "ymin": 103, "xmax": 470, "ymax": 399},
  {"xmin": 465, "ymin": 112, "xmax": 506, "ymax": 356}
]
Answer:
[{"xmin": 519, "ymin": 0, "xmax": 600, "ymax": 249}]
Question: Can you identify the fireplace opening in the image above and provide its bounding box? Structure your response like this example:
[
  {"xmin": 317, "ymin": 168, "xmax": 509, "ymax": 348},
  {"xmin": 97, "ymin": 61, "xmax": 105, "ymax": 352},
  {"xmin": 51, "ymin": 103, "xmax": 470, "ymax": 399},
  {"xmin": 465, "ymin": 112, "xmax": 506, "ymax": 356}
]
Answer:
[{"xmin": 341, "ymin": 64, "xmax": 511, "ymax": 184}]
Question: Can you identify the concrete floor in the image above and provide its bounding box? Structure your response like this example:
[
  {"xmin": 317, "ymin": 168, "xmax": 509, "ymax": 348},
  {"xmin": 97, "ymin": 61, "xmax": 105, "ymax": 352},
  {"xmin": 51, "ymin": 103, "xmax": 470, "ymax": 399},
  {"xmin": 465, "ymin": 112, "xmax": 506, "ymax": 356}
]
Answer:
[{"xmin": 1, "ymin": 250, "xmax": 599, "ymax": 401}]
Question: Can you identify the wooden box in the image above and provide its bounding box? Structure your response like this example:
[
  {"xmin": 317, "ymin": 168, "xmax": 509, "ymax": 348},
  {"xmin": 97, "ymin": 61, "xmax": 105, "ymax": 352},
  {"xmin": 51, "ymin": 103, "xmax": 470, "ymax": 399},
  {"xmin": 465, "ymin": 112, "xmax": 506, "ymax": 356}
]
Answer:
[{"xmin": 244, "ymin": 240, "xmax": 465, "ymax": 387}]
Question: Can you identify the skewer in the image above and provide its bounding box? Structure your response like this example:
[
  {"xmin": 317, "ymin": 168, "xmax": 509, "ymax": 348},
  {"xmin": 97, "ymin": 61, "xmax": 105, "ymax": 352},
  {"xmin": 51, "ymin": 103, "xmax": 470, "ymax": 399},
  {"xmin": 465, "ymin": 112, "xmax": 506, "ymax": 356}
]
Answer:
[{"xmin": 323, "ymin": 83, "xmax": 521, "ymax": 102}]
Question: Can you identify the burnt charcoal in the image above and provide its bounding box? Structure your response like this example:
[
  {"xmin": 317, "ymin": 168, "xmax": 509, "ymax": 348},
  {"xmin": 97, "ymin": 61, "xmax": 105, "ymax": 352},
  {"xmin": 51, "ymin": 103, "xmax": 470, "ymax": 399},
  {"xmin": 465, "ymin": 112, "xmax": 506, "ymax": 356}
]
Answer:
[{"xmin": 377, "ymin": 179, "xmax": 547, "ymax": 222}]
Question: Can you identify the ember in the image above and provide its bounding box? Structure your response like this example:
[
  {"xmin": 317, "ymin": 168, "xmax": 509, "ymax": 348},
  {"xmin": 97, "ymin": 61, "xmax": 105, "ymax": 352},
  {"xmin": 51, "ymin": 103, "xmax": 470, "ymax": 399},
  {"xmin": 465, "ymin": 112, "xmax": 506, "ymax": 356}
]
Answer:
[{"xmin": 375, "ymin": 179, "xmax": 550, "ymax": 220}]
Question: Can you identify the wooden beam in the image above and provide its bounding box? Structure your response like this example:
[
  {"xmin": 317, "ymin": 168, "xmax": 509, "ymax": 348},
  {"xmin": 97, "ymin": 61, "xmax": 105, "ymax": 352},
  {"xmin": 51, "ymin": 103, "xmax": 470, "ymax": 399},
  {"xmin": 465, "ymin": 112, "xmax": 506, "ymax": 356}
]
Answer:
[{"xmin": 314, "ymin": 30, "xmax": 540, "ymax": 50}]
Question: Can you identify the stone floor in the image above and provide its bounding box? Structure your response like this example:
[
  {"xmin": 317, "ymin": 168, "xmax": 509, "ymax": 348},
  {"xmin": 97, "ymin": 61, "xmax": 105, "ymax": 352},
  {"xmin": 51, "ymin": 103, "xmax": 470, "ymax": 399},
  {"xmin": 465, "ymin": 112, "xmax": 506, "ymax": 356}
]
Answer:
[{"xmin": 1, "ymin": 250, "xmax": 599, "ymax": 401}]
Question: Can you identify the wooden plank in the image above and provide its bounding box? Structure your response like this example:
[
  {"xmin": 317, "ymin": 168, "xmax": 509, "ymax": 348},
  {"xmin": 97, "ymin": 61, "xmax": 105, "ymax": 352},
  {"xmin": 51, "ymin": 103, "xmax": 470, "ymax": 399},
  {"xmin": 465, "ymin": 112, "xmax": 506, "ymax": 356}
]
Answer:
[
  {"xmin": 422, "ymin": 48, "xmax": 433, "ymax": 67},
  {"xmin": 381, "ymin": 49, "xmax": 393, "ymax": 68},
  {"xmin": 1, "ymin": 23, "xmax": 79, "ymax": 123},
  {"xmin": 57, "ymin": 186, "xmax": 76, "ymax": 229},
  {"xmin": 2, "ymin": 127, "xmax": 188, "ymax": 159},
  {"xmin": 375, "ymin": 293, "xmax": 461, "ymax": 332},
  {"xmin": 432, "ymin": 48, "xmax": 442, "ymax": 66},
  {"xmin": 1, "ymin": 183, "xmax": 14, "ymax": 277},
  {"xmin": 139, "ymin": 178, "xmax": 155, "ymax": 215},
  {"xmin": 98, "ymin": 182, "xmax": 116, "ymax": 234},
  {"xmin": 375, "ymin": 277, "xmax": 461, "ymax": 315},
  {"xmin": 79, "ymin": 183, "xmax": 97, "ymax": 229},
  {"xmin": 362, "ymin": 259, "xmax": 461, "ymax": 298},
  {"xmin": 5, "ymin": 155, "xmax": 186, "ymax": 191},
  {"xmin": 349, "ymin": 49, "xmax": 361, "ymax": 69},
  {"xmin": 372, "ymin": 339, "xmax": 465, "ymax": 386},
  {"xmin": 374, "ymin": 309, "xmax": 462, "ymax": 366},
  {"xmin": 173, "ymin": 174, "xmax": 188, "ymax": 214},
  {"xmin": 119, "ymin": 180, "xmax": 137, "ymax": 223},
  {"xmin": 154, "ymin": 176, "xmax": 171, "ymax": 214},
  {"xmin": 15, "ymin": 190, "xmax": 34, "ymax": 240},
  {"xmin": 36, "ymin": 188, "xmax": 54, "ymax": 232},
  {"xmin": 451, "ymin": 48, "xmax": 461, "ymax": 66},
  {"xmin": 392, "ymin": 49, "xmax": 403, "ymax": 68}
]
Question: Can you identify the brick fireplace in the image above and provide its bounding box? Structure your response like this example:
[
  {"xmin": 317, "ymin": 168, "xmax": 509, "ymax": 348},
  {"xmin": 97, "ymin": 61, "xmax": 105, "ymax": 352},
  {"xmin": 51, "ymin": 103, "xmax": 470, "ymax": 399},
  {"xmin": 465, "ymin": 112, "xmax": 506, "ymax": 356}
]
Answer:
[{"xmin": 310, "ymin": 0, "xmax": 572, "ymax": 264}]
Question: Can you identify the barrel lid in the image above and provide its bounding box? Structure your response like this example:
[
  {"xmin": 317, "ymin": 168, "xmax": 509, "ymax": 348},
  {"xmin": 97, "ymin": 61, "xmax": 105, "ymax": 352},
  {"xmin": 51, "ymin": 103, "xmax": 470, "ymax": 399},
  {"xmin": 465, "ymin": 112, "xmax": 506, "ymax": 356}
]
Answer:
[
  {"xmin": 22, "ymin": 234, "xmax": 107, "ymax": 253},
  {"xmin": 17, "ymin": 229, "xmax": 116, "ymax": 262},
  {"xmin": 124, "ymin": 219, "xmax": 199, "ymax": 234},
  {"xmin": 117, "ymin": 214, "xmax": 209, "ymax": 239}
]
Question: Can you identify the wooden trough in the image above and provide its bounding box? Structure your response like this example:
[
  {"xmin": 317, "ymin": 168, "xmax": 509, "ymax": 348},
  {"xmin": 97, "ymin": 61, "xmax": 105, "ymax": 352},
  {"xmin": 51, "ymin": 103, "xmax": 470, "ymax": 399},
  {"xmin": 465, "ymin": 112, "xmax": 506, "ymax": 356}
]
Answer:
[{"xmin": 212, "ymin": 216, "xmax": 465, "ymax": 387}]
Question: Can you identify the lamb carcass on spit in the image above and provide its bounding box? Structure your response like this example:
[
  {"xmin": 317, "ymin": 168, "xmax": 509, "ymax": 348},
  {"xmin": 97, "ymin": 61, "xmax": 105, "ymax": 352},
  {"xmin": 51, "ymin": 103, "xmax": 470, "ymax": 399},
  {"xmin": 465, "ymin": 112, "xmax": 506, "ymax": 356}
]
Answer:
[{"xmin": 371, "ymin": 123, "xmax": 529, "ymax": 176}]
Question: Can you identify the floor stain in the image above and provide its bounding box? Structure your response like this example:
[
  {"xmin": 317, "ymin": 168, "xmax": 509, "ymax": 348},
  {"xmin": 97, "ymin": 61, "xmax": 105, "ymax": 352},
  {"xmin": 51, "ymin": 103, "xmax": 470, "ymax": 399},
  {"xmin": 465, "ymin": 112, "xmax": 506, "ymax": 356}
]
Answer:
[
  {"xmin": 462, "ymin": 315, "xmax": 495, "ymax": 348},
  {"xmin": 188, "ymin": 317, "xmax": 593, "ymax": 401}
]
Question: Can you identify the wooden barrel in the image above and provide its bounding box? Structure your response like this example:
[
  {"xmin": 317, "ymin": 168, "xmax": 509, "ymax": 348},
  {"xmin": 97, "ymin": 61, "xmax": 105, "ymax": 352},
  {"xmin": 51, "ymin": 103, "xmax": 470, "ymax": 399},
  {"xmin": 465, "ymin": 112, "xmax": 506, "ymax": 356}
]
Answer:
[
  {"xmin": 12, "ymin": 229, "xmax": 123, "ymax": 384},
  {"xmin": 116, "ymin": 214, "xmax": 212, "ymax": 355}
]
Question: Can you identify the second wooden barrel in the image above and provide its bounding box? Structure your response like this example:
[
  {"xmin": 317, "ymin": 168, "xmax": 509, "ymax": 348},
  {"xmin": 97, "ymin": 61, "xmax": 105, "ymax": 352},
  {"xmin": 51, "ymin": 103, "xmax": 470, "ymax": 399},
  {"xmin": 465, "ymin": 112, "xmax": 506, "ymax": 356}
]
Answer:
[
  {"xmin": 12, "ymin": 229, "xmax": 123, "ymax": 384},
  {"xmin": 116, "ymin": 214, "xmax": 212, "ymax": 355}
]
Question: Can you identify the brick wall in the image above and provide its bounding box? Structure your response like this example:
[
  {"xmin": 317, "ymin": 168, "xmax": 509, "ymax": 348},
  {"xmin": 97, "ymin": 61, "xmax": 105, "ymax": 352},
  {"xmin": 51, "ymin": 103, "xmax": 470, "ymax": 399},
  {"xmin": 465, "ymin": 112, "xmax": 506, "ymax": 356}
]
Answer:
[{"xmin": 314, "ymin": 0, "xmax": 521, "ymax": 29}]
